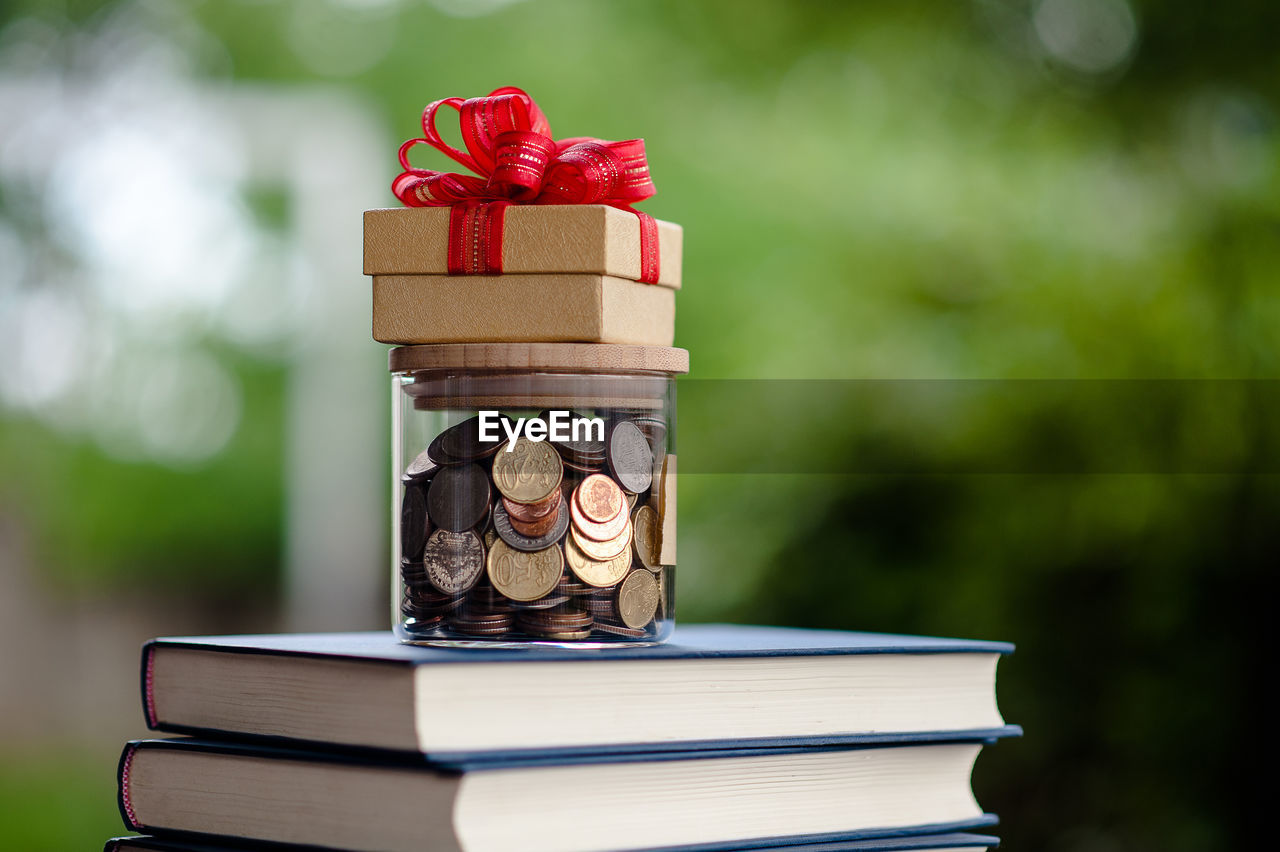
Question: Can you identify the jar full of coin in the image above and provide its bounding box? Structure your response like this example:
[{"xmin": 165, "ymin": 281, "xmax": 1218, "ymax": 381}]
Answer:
[{"xmin": 391, "ymin": 343, "xmax": 684, "ymax": 647}]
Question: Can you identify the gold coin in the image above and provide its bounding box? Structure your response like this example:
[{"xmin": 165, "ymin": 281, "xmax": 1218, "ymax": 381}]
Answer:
[
  {"xmin": 631, "ymin": 505, "xmax": 660, "ymax": 572},
  {"xmin": 486, "ymin": 538, "xmax": 563, "ymax": 602},
  {"xmin": 571, "ymin": 519, "xmax": 632, "ymax": 562},
  {"xmin": 492, "ymin": 438, "xmax": 563, "ymax": 505},
  {"xmin": 565, "ymin": 532, "xmax": 633, "ymax": 588},
  {"xmin": 617, "ymin": 569, "xmax": 660, "ymax": 629}
]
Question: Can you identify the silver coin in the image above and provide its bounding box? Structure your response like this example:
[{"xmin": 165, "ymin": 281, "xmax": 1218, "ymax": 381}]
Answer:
[{"xmin": 423, "ymin": 529, "xmax": 485, "ymax": 595}]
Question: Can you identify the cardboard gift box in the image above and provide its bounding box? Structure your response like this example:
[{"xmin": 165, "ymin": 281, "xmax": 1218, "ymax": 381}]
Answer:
[
  {"xmin": 364, "ymin": 205, "xmax": 682, "ymax": 288},
  {"xmin": 372, "ymin": 274, "xmax": 674, "ymax": 345},
  {"xmin": 364, "ymin": 204, "xmax": 682, "ymax": 345}
]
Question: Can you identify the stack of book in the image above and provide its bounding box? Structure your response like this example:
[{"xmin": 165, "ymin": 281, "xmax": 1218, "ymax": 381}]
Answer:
[{"xmin": 107, "ymin": 624, "xmax": 1019, "ymax": 852}]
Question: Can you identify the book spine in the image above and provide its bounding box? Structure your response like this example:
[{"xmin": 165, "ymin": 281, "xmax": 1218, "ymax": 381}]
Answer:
[
  {"xmin": 117, "ymin": 742, "xmax": 142, "ymax": 831},
  {"xmin": 141, "ymin": 642, "xmax": 158, "ymax": 728}
]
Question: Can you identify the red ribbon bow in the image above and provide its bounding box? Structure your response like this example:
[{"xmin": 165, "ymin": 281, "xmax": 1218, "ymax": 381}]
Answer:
[{"xmin": 392, "ymin": 86, "xmax": 660, "ymax": 283}]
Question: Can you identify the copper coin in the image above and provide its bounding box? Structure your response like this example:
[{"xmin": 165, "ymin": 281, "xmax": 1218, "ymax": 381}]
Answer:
[
  {"xmin": 570, "ymin": 483, "xmax": 631, "ymax": 542},
  {"xmin": 571, "ymin": 519, "xmax": 633, "ymax": 562},
  {"xmin": 493, "ymin": 495, "xmax": 569, "ymax": 552},
  {"xmin": 507, "ymin": 503, "xmax": 564, "ymax": 539},
  {"xmin": 503, "ymin": 492, "xmax": 559, "ymax": 523},
  {"xmin": 575, "ymin": 474, "xmax": 625, "ymax": 524}
]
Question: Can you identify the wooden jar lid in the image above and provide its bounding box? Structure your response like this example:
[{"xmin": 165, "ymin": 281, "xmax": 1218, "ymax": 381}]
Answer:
[{"xmin": 389, "ymin": 343, "xmax": 689, "ymax": 375}]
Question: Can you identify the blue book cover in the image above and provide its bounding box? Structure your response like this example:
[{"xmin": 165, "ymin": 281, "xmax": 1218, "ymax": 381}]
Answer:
[
  {"xmin": 142, "ymin": 625, "xmax": 1017, "ymax": 760},
  {"xmin": 117, "ymin": 737, "xmax": 1003, "ymax": 852}
]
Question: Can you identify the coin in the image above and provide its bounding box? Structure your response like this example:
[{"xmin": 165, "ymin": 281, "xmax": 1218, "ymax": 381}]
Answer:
[
  {"xmin": 486, "ymin": 538, "xmax": 563, "ymax": 602},
  {"xmin": 631, "ymin": 417, "xmax": 667, "ymax": 454},
  {"xmin": 427, "ymin": 464, "xmax": 491, "ymax": 532},
  {"xmin": 562, "ymin": 456, "xmax": 603, "ymax": 475},
  {"xmin": 592, "ymin": 621, "xmax": 648, "ymax": 639},
  {"xmin": 501, "ymin": 493, "xmax": 563, "ymax": 534},
  {"xmin": 545, "ymin": 409, "xmax": 606, "ymax": 461},
  {"xmin": 403, "ymin": 449, "xmax": 440, "ymax": 482},
  {"xmin": 571, "ymin": 522, "xmax": 632, "ymax": 562},
  {"xmin": 423, "ymin": 529, "xmax": 485, "ymax": 594},
  {"xmin": 617, "ymin": 568, "xmax": 659, "ymax": 629},
  {"xmin": 570, "ymin": 484, "xmax": 631, "ymax": 542},
  {"xmin": 449, "ymin": 616, "xmax": 513, "ymax": 636},
  {"xmin": 400, "ymin": 483, "xmax": 429, "ymax": 562},
  {"xmin": 493, "ymin": 495, "xmax": 570, "ymax": 552},
  {"xmin": 575, "ymin": 474, "xmax": 624, "ymax": 524},
  {"xmin": 607, "ymin": 421, "xmax": 654, "ymax": 494},
  {"xmin": 631, "ymin": 504, "xmax": 660, "ymax": 572},
  {"xmin": 510, "ymin": 594, "xmax": 570, "ymax": 610},
  {"xmin": 517, "ymin": 608, "xmax": 592, "ymax": 630},
  {"xmin": 507, "ymin": 505, "xmax": 563, "ymax": 539},
  {"xmin": 564, "ymin": 533, "xmax": 632, "ymax": 588},
  {"xmin": 560, "ymin": 577, "xmax": 604, "ymax": 596},
  {"xmin": 503, "ymin": 492, "xmax": 559, "ymax": 523},
  {"xmin": 492, "ymin": 437, "xmax": 563, "ymax": 504},
  {"xmin": 428, "ymin": 416, "xmax": 505, "ymax": 465}
]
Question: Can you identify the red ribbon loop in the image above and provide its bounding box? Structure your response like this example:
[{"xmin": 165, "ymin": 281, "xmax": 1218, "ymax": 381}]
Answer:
[{"xmin": 393, "ymin": 87, "xmax": 660, "ymax": 283}]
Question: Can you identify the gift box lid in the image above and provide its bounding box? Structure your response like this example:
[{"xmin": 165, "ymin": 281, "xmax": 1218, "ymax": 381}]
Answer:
[{"xmin": 364, "ymin": 205, "xmax": 682, "ymax": 288}]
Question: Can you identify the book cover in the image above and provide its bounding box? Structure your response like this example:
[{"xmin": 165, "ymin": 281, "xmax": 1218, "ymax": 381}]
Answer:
[
  {"xmin": 142, "ymin": 624, "xmax": 1016, "ymax": 759},
  {"xmin": 118, "ymin": 737, "xmax": 1004, "ymax": 852}
]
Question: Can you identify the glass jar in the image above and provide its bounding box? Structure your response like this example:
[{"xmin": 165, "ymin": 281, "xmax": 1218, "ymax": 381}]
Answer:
[{"xmin": 390, "ymin": 344, "xmax": 686, "ymax": 647}]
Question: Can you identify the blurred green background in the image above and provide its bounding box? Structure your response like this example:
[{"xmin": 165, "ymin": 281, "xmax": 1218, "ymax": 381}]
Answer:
[{"xmin": 1, "ymin": 0, "xmax": 1276, "ymax": 849}]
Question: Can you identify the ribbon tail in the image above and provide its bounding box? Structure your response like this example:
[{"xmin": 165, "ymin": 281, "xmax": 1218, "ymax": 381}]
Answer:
[{"xmin": 611, "ymin": 205, "xmax": 661, "ymax": 284}]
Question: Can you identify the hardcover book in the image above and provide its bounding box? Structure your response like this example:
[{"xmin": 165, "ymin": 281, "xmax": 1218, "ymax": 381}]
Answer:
[
  {"xmin": 118, "ymin": 737, "xmax": 1007, "ymax": 852},
  {"xmin": 142, "ymin": 624, "xmax": 1015, "ymax": 758}
]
